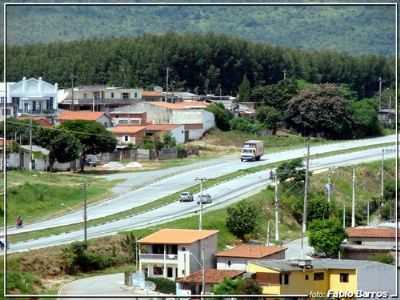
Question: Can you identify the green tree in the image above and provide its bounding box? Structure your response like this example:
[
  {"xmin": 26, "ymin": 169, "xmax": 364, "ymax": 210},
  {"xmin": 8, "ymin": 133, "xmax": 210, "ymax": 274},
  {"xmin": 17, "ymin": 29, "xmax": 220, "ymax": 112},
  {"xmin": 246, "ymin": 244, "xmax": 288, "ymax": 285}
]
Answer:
[
  {"xmin": 226, "ymin": 202, "xmax": 258, "ymax": 241},
  {"xmin": 276, "ymin": 158, "xmax": 306, "ymax": 184},
  {"xmin": 229, "ymin": 117, "xmax": 260, "ymax": 134},
  {"xmin": 308, "ymin": 218, "xmax": 345, "ymax": 258},
  {"xmin": 33, "ymin": 127, "xmax": 81, "ymax": 171},
  {"xmin": 120, "ymin": 232, "xmax": 137, "ymax": 264},
  {"xmin": 213, "ymin": 277, "xmax": 261, "ymax": 295},
  {"xmin": 162, "ymin": 133, "xmax": 176, "ymax": 148},
  {"xmin": 351, "ymin": 99, "xmax": 381, "ymax": 138},
  {"xmin": 60, "ymin": 120, "xmax": 117, "ymax": 171},
  {"xmin": 286, "ymin": 84, "xmax": 354, "ymax": 139},
  {"xmin": 238, "ymin": 75, "xmax": 251, "ymax": 102},
  {"xmin": 256, "ymin": 105, "xmax": 282, "ymax": 135},
  {"xmin": 206, "ymin": 102, "xmax": 233, "ymax": 131}
]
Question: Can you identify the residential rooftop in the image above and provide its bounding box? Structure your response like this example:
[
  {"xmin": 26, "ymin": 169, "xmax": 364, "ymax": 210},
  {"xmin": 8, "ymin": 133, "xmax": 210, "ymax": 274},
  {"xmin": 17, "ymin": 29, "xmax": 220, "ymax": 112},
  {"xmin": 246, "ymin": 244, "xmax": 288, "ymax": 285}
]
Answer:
[
  {"xmin": 58, "ymin": 110, "xmax": 105, "ymax": 121},
  {"xmin": 216, "ymin": 244, "xmax": 287, "ymax": 259},
  {"xmin": 138, "ymin": 229, "xmax": 218, "ymax": 245},
  {"xmin": 177, "ymin": 269, "xmax": 244, "ymax": 284},
  {"xmin": 150, "ymin": 101, "xmax": 208, "ymax": 110},
  {"xmin": 346, "ymin": 227, "xmax": 398, "ymax": 238},
  {"xmin": 111, "ymin": 125, "xmax": 147, "ymax": 134}
]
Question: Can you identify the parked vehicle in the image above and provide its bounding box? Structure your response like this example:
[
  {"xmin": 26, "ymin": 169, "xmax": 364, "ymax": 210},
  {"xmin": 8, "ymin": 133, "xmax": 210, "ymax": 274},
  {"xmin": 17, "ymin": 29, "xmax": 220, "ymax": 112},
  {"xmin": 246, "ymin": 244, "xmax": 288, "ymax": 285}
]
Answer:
[
  {"xmin": 240, "ymin": 140, "xmax": 264, "ymax": 161},
  {"xmin": 179, "ymin": 192, "xmax": 194, "ymax": 202},
  {"xmin": 197, "ymin": 193, "xmax": 212, "ymax": 204},
  {"xmin": 85, "ymin": 157, "xmax": 97, "ymax": 167}
]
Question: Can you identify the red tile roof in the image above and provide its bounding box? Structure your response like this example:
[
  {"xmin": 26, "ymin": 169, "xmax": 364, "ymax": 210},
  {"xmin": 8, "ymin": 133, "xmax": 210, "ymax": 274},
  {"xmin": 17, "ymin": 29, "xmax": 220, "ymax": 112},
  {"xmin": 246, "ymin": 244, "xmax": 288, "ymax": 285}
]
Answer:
[
  {"xmin": 177, "ymin": 269, "xmax": 244, "ymax": 284},
  {"xmin": 151, "ymin": 101, "xmax": 209, "ymax": 110},
  {"xmin": 111, "ymin": 125, "xmax": 146, "ymax": 135},
  {"xmin": 215, "ymin": 244, "xmax": 287, "ymax": 259},
  {"xmin": 346, "ymin": 227, "xmax": 398, "ymax": 238},
  {"xmin": 138, "ymin": 229, "xmax": 218, "ymax": 245},
  {"xmin": 17, "ymin": 116, "xmax": 53, "ymax": 128},
  {"xmin": 58, "ymin": 110, "xmax": 106, "ymax": 121},
  {"xmin": 142, "ymin": 91, "xmax": 162, "ymax": 97},
  {"xmin": 184, "ymin": 123, "xmax": 203, "ymax": 130},
  {"xmin": 145, "ymin": 124, "xmax": 181, "ymax": 132}
]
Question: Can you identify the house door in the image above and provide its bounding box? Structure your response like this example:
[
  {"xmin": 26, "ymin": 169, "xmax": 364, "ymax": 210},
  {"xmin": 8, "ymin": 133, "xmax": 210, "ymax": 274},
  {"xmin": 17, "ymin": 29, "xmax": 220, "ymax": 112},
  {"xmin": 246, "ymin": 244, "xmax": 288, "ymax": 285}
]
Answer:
[{"xmin": 184, "ymin": 130, "xmax": 189, "ymax": 142}]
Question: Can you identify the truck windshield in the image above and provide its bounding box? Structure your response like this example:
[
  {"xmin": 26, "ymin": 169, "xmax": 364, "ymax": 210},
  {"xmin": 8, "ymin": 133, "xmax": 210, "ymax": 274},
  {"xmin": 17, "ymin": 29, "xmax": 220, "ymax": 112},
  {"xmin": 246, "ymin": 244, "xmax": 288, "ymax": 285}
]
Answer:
[{"xmin": 242, "ymin": 149, "xmax": 254, "ymax": 154}]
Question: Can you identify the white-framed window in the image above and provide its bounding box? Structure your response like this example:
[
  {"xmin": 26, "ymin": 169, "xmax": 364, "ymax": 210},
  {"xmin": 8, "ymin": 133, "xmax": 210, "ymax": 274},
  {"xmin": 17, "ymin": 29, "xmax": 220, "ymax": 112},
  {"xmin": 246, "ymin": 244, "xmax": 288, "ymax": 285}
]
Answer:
[{"xmin": 124, "ymin": 135, "xmax": 129, "ymax": 142}]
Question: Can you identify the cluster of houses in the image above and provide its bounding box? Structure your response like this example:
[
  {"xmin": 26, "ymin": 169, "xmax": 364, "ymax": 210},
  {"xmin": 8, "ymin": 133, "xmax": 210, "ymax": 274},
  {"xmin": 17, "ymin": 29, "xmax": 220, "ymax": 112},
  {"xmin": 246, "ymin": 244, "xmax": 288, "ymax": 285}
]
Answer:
[
  {"xmin": 1, "ymin": 77, "xmax": 253, "ymax": 170},
  {"xmin": 136, "ymin": 226, "xmax": 397, "ymax": 297}
]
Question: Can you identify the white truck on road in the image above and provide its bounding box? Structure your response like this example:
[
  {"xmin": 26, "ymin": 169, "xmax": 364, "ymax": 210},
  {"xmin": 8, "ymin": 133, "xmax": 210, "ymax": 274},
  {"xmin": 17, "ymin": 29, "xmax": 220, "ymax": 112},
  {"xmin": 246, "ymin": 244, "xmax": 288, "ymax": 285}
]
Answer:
[{"xmin": 240, "ymin": 140, "xmax": 264, "ymax": 161}]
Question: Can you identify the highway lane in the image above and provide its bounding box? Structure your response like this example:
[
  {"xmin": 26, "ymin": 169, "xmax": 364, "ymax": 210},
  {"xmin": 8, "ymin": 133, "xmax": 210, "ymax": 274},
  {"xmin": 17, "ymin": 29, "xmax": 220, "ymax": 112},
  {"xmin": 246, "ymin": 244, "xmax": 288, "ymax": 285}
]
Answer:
[
  {"xmin": 5, "ymin": 134, "xmax": 396, "ymax": 235},
  {"xmin": 8, "ymin": 145, "xmax": 396, "ymax": 252}
]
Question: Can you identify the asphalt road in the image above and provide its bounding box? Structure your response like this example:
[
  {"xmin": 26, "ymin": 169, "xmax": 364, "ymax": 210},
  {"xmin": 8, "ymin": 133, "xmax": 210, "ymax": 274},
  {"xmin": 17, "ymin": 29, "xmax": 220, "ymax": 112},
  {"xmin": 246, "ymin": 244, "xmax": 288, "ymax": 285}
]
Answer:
[
  {"xmin": 6, "ymin": 134, "xmax": 396, "ymax": 235},
  {"xmin": 8, "ymin": 145, "xmax": 396, "ymax": 253}
]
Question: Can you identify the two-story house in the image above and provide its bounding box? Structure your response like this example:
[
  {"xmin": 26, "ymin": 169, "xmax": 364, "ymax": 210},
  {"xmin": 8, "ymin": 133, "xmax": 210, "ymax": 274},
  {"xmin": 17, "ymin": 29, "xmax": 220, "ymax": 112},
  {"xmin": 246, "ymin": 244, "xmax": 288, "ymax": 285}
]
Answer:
[{"xmin": 138, "ymin": 229, "xmax": 218, "ymax": 280}]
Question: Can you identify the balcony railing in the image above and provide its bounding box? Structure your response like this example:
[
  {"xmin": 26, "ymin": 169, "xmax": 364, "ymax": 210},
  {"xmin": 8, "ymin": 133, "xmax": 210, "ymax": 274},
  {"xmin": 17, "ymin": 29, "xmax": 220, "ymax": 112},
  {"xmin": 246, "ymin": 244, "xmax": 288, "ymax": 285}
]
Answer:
[{"xmin": 140, "ymin": 253, "xmax": 178, "ymax": 260}]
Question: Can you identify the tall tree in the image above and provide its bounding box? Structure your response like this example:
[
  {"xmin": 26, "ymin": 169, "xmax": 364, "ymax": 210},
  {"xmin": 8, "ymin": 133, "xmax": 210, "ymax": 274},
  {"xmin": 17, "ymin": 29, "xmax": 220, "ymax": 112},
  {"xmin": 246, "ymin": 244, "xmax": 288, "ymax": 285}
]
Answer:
[
  {"xmin": 60, "ymin": 120, "xmax": 117, "ymax": 171},
  {"xmin": 238, "ymin": 75, "xmax": 251, "ymax": 102},
  {"xmin": 226, "ymin": 202, "xmax": 258, "ymax": 241}
]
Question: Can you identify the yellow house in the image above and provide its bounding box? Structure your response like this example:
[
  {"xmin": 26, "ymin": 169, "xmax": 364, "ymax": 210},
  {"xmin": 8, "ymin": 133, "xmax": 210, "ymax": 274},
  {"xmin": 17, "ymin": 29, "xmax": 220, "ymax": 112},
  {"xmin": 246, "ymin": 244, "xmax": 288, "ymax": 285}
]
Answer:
[{"xmin": 247, "ymin": 259, "xmax": 362, "ymax": 298}]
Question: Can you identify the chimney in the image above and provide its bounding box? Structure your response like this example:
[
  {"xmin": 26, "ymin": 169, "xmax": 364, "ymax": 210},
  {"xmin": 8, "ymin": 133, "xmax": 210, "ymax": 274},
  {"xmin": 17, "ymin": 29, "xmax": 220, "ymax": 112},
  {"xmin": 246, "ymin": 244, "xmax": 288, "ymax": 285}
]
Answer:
[
  {"xmin": 38, "ymin": 77, "xmax": 42, "ymax": 93},
  {"xmin": 22, "ymin": 76, "xmax": 26, "ymax": 92}
]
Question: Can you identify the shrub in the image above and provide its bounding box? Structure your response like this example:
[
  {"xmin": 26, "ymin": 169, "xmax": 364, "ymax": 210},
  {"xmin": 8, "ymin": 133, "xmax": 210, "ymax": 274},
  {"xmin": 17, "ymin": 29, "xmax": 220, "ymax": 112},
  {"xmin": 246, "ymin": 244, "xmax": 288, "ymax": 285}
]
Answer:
[
  {"xmin": 369, "ymin": 253, "xmax": 394, "ymax": 265},
  {"xmin": 147, "ymin": 277, "xmax": 176, "ymax": 294},
  {"xmin": 7, "ymin": 272, "xmax": 40, "ymax": 293}
]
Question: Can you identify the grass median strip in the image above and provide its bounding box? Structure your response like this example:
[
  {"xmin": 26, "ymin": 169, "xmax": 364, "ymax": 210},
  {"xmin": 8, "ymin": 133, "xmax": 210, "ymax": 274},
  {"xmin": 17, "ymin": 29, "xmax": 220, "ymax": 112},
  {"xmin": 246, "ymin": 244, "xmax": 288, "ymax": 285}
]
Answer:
[{"xmin": 8, "ymin": 141, "xmax": 395, "ymax": 244}]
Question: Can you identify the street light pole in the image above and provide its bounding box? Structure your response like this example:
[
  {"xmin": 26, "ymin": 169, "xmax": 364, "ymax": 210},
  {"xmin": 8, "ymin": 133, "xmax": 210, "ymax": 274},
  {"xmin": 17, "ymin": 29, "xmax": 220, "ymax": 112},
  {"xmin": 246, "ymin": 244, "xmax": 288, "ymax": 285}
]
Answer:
[
  {"xmin": 82, "ymin": 182, "xmax": 88, "ymax": 245},
  {"xmin": 351, "ymin": 168, "xmax": 356, "ymax": 228},
  {"xmin": 195, "ymin": 177, "xmax": 207, "ymax": 230},
  {"xmin": 274, "ymin": 173, "xmax": 279, "ymax": 241},
  {"xmin": 301, "ymin": 139, "xmax": 310, "ymax": 255},
  {"xmin": 29, "ymin": 118, "xmax": 32, "ymax": 171},
  {"xmin": 381, "ymin": 149, "xmax": 385, "ymax": 203},
  {"xmin": 378, "ymin": 77, "xmax": 382, "ymax": 111}
]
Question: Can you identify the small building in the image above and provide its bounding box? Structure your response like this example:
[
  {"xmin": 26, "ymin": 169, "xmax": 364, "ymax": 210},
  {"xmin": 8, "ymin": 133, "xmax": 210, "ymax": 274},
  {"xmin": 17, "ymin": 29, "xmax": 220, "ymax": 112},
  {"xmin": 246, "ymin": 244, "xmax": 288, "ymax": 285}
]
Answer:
[
  {"xmin": 138, "ymin": 229, "xmax": 218, "ymax": 280},
  {"xmin": 5, "ymin": 77, "xmax": 58, "ymax": 117},
  {"xmin": 57, "ymin": 110, "xmax": 113, "ymax": 128},
  {"xmin": 145, "ymin": 124, "xmax": 185, "ymax": 145},
  {"xmin": 142, "ymin": 90, "xmax": 163, "ymax": 102},
  {"xmin": 176, "ymin": 268, "xmax": 244, "ymax": 296},
  {"xmin": 247, "ymin": 258, "xmax": 396, "ymax": 297},
  {"xmin": 378, "ymin": 109, "xmax": 395, "ymax": 128},
  {"xmin": 216, "ymin": 244, "xmax": 287, "ymax": 271},
  {"xmin": 110, "ymin": 125, "xmax": 146, "ymax": 146},
  {"xmin": 0, "ymin": 82, "xmax": 16, "ymax": 120},
  {"xmin": 109, "ymin": 111, "xmax": 148, "ymax": 126},
  {"xmin": 59, "ymin": 85, "xmax": 142, "ymax": 111},
  {"xmin": 342, "ymin": 226, "xmax": 397, "ymax": 260},
  {"xmin": 19, "ymin": 145, "xmax": 49, "ymax": 171}
]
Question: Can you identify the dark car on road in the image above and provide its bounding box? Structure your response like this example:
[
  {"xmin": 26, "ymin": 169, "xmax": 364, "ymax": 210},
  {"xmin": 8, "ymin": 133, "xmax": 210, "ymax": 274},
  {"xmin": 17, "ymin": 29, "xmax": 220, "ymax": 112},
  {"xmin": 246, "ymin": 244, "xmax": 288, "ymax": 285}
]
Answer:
[{"xmin": 197, "ymin": 193, "xmax": 212, "ymax": 204}]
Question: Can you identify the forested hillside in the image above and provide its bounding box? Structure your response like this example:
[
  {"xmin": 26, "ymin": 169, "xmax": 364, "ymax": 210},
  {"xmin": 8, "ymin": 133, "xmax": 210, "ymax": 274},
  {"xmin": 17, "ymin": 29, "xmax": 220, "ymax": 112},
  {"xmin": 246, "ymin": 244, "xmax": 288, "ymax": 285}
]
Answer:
[
  {"xmin": 4, "ymin": 2, "xmax": 396, "ymax": 56},
  {"xmin": 4, "ymin": 33, "xmax": 394, "ymax": 98}
]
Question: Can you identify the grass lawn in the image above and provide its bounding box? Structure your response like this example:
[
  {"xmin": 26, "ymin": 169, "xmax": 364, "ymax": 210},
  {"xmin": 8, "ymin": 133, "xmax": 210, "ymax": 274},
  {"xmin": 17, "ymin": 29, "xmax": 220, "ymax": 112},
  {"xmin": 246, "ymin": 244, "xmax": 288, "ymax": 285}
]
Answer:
[{"xmin": 2, "ymin": 170, "xmax": 122, "ymax": 225}]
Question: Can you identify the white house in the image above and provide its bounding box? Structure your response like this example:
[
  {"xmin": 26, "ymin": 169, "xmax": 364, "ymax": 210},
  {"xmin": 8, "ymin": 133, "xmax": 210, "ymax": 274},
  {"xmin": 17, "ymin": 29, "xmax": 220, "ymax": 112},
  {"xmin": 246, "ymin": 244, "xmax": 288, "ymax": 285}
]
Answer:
[
  {"xmin": 216, "ymin": 244, "xmax": 287, "ymax": 271},
  {"xmin": 9, "ymin": 77, "xmax": 58, "ymax": 116},
  {"xmin": 0, "ymin": 82, "xmax": 16, "ymax": 119},
  {"xmin": 138, "ymin": 229, "xmax": 218, "ymax": 280}
]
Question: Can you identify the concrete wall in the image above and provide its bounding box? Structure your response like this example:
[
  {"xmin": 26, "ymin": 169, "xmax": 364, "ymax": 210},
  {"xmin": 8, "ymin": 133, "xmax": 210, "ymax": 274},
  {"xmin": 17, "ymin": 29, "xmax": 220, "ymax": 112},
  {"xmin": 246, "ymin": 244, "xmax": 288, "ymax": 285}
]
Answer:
[
  {"xmin": 348, "ymin": 237, "xmax": 394, "ymax": 247},
  {"xmin": 170, "ymin": 126, "xmax": 185, "ymax": 144},
  {"xmin": 217, "ymin": 251, "xmax": 285, "ymax": 271}
]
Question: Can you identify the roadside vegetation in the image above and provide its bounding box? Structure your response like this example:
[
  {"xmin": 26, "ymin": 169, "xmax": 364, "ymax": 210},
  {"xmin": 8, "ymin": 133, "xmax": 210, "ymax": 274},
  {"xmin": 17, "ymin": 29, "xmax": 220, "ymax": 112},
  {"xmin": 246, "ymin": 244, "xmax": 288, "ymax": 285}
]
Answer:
[{"xmin": 2, "ymin": 170, "xmax": 121, "ymax": 225}]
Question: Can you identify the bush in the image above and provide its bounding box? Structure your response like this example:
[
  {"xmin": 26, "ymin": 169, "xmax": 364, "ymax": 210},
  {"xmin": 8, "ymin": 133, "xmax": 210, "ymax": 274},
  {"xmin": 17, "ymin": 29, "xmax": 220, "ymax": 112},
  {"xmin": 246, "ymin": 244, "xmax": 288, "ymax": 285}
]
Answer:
[
  {"xmin": 369, "ymin": 253, "xmax": 394, "ymax": 265},
  {"xmin": 229, "ymin": 117, "xmax": 261, "ymax": 134},
  {"xmin": 226, "ymin": 202, "xmax": 258, "ymax": 241},
  {"xmin": 206, "ymin": 102, "xmax": 233, "ymax": 131},
  {"xmin": 62, "ymin": 242, "xmax": 115, "ymax": 274},
  {"xmin": 147, "ymin": 277, "xmax": 176, "ymax": 294},
  {"xmin": 7, "ymin": 272, "xmax": 40, "ymax": 293}
]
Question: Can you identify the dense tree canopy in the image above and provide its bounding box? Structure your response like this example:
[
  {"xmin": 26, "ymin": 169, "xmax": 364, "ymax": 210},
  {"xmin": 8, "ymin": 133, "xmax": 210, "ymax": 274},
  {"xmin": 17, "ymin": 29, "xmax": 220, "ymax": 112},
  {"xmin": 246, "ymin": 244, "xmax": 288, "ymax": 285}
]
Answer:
[
  {"xmin": 226, "ymin": 202, "xmax": 258, "ymax": 241},
  {"xmin": 3, "ymin": 33, "xmax": 394, "ymax": 98}
]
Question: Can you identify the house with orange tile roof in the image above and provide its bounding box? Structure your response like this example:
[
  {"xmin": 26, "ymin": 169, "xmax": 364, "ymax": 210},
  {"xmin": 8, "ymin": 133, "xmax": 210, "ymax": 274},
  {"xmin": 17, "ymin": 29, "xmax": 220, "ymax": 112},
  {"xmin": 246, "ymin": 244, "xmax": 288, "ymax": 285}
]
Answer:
[
  {"xmin": 144, "ymin": 124, "xmax": 185, "ymax": 144},
  {"xmin": 57, "ymin": 110, "xmax": 113, "ymax": 128},
  {"xmin": 341, "ymin": 226, "xmax": 398, "ymax": 260},
  {"xmin": 111, "ymin": 101, "xmax": 215, "ymax": 141},
  {"xmin": 110, "ymin": 125, "xmax": 147, "ymax": 145},
  {"xmin": 138, "ymin": 229, "xmax": 218, "ymax": 281},
  {"xmin": 176, "ymin": 268, "xmax": 244, "ymax": 295},
  {"xmin": 215, "ymin": 244, "xmax": 287, "ymax": 271}
]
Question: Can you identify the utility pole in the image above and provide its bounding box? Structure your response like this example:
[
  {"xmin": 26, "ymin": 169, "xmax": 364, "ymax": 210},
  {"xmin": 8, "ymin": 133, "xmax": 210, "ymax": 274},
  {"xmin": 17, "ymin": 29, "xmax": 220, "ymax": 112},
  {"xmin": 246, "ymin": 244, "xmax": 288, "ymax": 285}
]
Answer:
[
  {"xmin": 195, "ymin": 177, "xmax": 207, "ymax": 230},
  {"xmin": 327, "ymin": 169, "xmax": 332, "ymax": 203},
  {"xmin": 343, "ymin": 204, "xmax": 346, "ymax": 229},
  {"xmin": 389, "ymin": 95, "xmax": 392, "ymax": 109},
  {"xmin": 92, "ymin": 95, "xmax": 95, "ymax": 112},
  {"xmin": 29, "ymin": 118, "xmax": 32, "ymax": 171},
  {"xmin": 274, "ymin": 173, "xmax": 280, "ymax": 241},
  {"xmin": 283, "ymin": 69, "xmax": 287, "ymax": 80},
  {"xmin": 71, "ymin": 74, "xmax": 75, "ymax": 111},
  {"xmin": 82, "ymin": 182, "xmax": 88, "ymax": 245},
  {"xmin": 378, "ymin": 76, "xmax": 382, "ymax": 111},
  {"xmin": 266, "ymin": 220, "xmax": 270, "ymax": 246},
  {"xmin": 381, "ymin": 149, "xmax": 385, "ymax": 203},
  {"xmin": 367, "ymin": 200, "xmax": 370, "ymax": 226},
  {"xmin": 165, "ymin": 67, "xmax": 169, "ymax": 102},
  {"xmin": 301, "ymin": 139, "xmax": 310, "ymax": 254},
  {"xmin": 351, "ymin": 168, "xmax": 356, "ymax": 227},
  {"xmin": 201, "ymin": 244, "xmax": 205, "ymax": 295}
]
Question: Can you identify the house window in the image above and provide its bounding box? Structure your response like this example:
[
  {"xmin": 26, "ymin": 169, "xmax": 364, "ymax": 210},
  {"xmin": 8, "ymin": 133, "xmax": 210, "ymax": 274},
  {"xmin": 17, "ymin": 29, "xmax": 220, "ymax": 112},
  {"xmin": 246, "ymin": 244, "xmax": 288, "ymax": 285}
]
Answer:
[
  {"xmin": 124, "ymin": 136, "xmax": 129, "ymax": 142},
  {"xmin": 111, "ymin": 92, "xmax": 114, "ymax": 98},
  {"xmin": 122, "ymin": 92, "xmax": 129, "ymax": 99},
  {"xmin": 134, "ymin": 92, "xmax": 137, "ymax": 98},
  {"xmin": 167, "ymin": 267, "xmax": 173, "ymax": 278},
  {"xmin": 305, "ymin": 275, "xmax": 309, "ymax": 280},
  {"xmin": 153, "ymin": 266, "xmax": 163, "ymax": 275},
  {"xmin": 340, "ymin": 273, "xmax": 349, "ymax": 283},
  {"xmin": 227, "ymin": 260, "xmax": 232, "ymax": 267},
  {"xmin": 314, "ymin": 272, "xmax": 324, "ymax": 281},
  {"xmin": 282, "ymin": 274, "xmax": 289, "ymax": 285},
  {"xmin": 0, "ymin": 97, "xmax": 4, "ymax": 103},
  {"xmin": 83, "ymin": 93, "xmax": 87, "ymax": 99}
]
